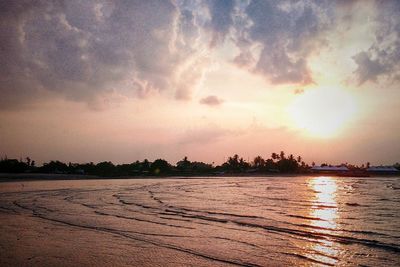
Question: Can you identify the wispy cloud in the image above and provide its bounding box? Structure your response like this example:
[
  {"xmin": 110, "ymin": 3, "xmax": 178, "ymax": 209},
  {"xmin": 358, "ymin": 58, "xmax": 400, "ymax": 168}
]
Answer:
[
  {"xmin": 199, "ymin": 95, "xmax": 224, "ymax": 107},
  {"xmin": 294, "ymin": 88, "xmax": 305, "ymax": 95},
  {"xmin": 178, "ymin": 126, "xmax": 235, "ymax": 145}
]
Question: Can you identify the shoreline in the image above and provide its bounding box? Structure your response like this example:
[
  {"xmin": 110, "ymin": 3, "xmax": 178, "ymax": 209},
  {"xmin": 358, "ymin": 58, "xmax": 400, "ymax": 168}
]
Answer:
[
  {"xmin": 0, "ymin": 173, "xmax": 303, "ymax": 182},
  {"xmin": 1, "ymin": 176, "xmax": 399, "ymax": 266},
  {"xmin": 0, "ymin": 172, "xmax": 398, "ymax": 183}
]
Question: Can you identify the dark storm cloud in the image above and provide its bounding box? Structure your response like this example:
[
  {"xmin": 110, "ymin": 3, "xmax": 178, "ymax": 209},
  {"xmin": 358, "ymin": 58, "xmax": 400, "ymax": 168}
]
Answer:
[{"xmin": 352, "ymin": 1, "xmax": 400, "ymax": 85}]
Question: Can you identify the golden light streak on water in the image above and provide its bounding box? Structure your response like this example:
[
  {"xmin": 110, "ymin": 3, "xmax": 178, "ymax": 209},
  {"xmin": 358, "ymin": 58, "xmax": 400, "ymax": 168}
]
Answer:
[
  {"xmin": 306, "ymin": 176, "xmax": 341, "ymax": 266},
  {"xmin": 310, "ymin": 176, "xmax": 338, "ymax": 230}
]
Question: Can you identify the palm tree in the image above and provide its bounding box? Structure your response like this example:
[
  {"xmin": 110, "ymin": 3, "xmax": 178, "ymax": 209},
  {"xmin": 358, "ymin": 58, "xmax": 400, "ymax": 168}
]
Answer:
[
  {"xmin": 280, "ymin": 151, "xmax": 285, "ymax": 160},
  {"xmin": 253, "ymin": 156, "xmax": 265, "ymax": 168},
  {"xmin": 226, "ymin": 154, "xmax": 240, "ymax": 171},
  {"xmin": 271, "ymin": 152, "xmax": 278, "ymax": 161},
  {"xmin": 239, "ymin": 157, "xmax": 247, "ymax": 169},
  {"xmin": 297, "ymin": 156, "xmax": 302, "ymax": 163},
  {"xmin": 177, "ymin": 156, "xmax": 190, "ymax": 171},
  {"xmin": 26, "ymin": 157, "xmax": 31, "ymax": 166}
]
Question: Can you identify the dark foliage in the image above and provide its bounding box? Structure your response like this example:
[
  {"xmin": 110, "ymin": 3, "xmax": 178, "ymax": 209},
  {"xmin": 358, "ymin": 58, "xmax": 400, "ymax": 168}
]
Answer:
[
  {"xmin": 1, "ymin": 152, "xmax": 396, "ymax": 177},
  {"xmin": 0, "ymin": 158, "xmax": 30, "ymax": 173}
]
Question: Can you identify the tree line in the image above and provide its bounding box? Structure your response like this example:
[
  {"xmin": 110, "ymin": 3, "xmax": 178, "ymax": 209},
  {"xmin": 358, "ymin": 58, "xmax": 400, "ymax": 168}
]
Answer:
[
  {"xmin": 1, "ymin": 153, "xmax": 399, "ymax": 177},
  {"xmin": 0, "ymin": 152, "xmax": 309, "ymax": 177}
]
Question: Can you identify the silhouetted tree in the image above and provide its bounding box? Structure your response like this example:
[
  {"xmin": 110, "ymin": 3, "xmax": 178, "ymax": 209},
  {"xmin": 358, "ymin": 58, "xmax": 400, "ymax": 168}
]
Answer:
[
  {"xmin": 253, "ymin": 156, "xmax": 265, "ymax": 168},
  {"xmin": 26, "ymin": 157, "xmax": 31, "ymax": 166},
  {"xmin": 0, "ymin": 158, "xmax": 29, "ymax": 173},
  {"xmin": 95, "ymin": 161, "xmax": 115, "ymax": 176},
  {"xmin": 192, "ymin": 161, "xmax": 213, "ymax": 173},
  {"xmin": 39, "ymin": 160, "xmax": 69, "ymax": 174},
  {"xmin": 150, "ymin": 159, "xmax": 171, "ymax": 175},
  {"xmin": 265, "ymin": 159, "xmax": 276, "ymax": 170},
  {"xmin": 0, "ymin": 151, "xmax": 315, "ymax": 176},
  {"xmin": 177, "ymin": 156, "xmax": 191, "ymax": 172},
  {"xmin": 141, "ymin": 159, "xmax": 150, "ymax": 172},
  {"xmin": 222, "ymin": 154, "xmax": 251, "ymax": 172}
]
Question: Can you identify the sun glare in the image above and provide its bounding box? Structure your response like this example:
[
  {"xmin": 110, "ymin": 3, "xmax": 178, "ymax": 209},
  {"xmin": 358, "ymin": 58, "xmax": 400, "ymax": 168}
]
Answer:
[{"xmin": 288, "ymin": 87, "xmax": 358, "ymax": 138}]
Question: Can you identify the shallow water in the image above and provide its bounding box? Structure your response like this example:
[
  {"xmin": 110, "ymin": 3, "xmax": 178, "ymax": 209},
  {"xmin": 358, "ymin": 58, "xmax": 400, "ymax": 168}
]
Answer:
[{"xmin": 0, "ymin": 176, "xmax": 399, "ymax": 266}]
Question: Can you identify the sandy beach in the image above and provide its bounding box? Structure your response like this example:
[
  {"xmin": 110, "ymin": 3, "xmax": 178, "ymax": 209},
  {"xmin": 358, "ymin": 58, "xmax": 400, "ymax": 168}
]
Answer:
[{"xmin": 1, "ymin": 176, "xmax": 400, "ymax": 266}]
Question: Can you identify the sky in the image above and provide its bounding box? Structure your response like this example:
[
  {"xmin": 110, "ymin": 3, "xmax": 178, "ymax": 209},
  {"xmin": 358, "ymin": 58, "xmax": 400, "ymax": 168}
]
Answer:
[{"xmin": 0, "ymin": 0, "xmax": 399, "ymax": 166}]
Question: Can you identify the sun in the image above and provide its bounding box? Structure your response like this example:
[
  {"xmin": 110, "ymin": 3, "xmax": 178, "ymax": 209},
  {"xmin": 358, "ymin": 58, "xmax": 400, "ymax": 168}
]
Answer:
[{"xmin": 288, "ymin": 87, "xmax": 358, "ymax": 138}]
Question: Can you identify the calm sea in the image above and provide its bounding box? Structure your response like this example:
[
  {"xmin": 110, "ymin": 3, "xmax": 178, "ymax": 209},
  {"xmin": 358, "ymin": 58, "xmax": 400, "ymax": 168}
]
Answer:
[{"xmin": 0, "ymin": 176, "xmax": 399, "ymax": 266}]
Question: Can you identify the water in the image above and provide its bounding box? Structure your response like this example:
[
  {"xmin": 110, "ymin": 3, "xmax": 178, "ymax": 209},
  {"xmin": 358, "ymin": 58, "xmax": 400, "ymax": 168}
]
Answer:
[{"xmin": 0, "ymin": 176, "xmax": 399, "ymax": 266}]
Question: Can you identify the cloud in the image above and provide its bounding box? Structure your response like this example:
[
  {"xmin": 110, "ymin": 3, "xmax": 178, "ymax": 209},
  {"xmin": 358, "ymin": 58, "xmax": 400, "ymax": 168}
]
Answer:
[
  {"xmin": 294, "ymin": 88, "xmax": 305, "ymax": 95},
  {"xmin": 352, "ymin": 51, "xmax": 387, "ymax": 84},
  {"xmin": 207, "ymin": 0, "xmax": 235, "ymax": 47},
  {"xmin": 3, "ymin": 0, "xmax": 397, "ymax": 111},
  {"xmin": 231, "ymin": 0, "xmax": 333, "ymax": 85},
  {"xmin": 178, "ymin": 126, "xmax": 234, "ymax": 145},
  {"xmin": 233, "ymin": 51, "xmax": 256, "ymax": 68},
  {"xmin": 352, "ymin": 1, "xmax": 400, "ymax": 85},
  {"xmin": 0, "ymin": 0, "xmax": 210, "ymax": 109},
  {"xmin": 199, "ymin": 95, "xmax": 223, "ymax": 106}
]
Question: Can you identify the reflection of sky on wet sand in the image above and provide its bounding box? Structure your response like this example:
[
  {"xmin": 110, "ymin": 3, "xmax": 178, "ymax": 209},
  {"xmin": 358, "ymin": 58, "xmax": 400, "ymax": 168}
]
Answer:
[
  {"xmin": 1, "ymin": 177, "xmax": 400, "ymax": 266},
  {"xmin": 307, "ymin": 176, "xmax": 341, "ymax": 266}
]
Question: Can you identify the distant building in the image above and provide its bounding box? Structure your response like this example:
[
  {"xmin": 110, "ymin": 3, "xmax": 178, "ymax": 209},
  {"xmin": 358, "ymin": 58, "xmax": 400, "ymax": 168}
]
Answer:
[
  {"xmin": 367, "ymin": 166, "xmax": 399, "ymax": 174},
  {"xmin": 311, "ymin": 166, "xmax": 349, "ymax": 172},
  {"xmin": 310, "ymin": 165, "xmax": 370, "ymax": 177}
]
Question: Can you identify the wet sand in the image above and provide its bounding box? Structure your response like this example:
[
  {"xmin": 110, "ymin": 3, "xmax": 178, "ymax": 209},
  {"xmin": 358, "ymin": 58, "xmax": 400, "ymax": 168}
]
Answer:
[
  {"xmin": 1, "ymin": 177, "xmax": 399, "ymax": 266},
  {"xmin": 0, "ymin": 213, "xmax": 225, "ymax": 267}
]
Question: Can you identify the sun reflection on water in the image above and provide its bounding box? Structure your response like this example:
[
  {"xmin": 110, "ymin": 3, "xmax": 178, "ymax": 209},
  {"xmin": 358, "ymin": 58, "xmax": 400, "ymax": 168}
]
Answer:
[
  {"xmin": 306, "ymin": 176, "xmax": 341, "ymax": 266},
  {"xmin": 309, "ymin": 176, "xmax": 338, "ymax": 229}
]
